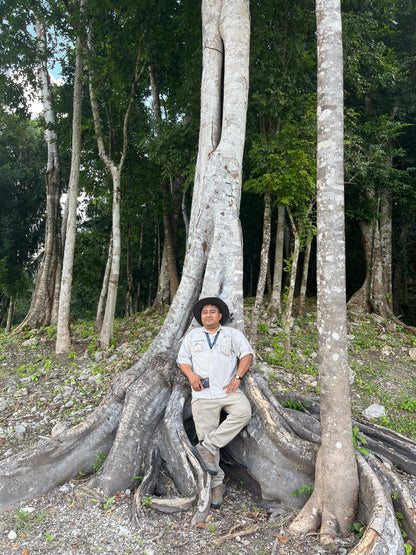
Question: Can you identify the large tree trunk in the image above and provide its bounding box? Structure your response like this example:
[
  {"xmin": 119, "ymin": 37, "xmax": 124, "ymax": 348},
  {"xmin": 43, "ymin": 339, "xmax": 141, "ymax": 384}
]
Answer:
[
  {"xmin": 290, "ymin": 0, "xmax": 359, "ymax": 543},
  {"xmin": 56, "ymin": 21, "xmax": 84, "ymax": 354},
  {"xmin": 1, "ymin": 2, "xmax": 415, "ymax": 553}
]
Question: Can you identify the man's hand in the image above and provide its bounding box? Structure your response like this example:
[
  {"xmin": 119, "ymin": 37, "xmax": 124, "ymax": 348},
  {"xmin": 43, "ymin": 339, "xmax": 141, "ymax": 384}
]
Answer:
[
  {"xmin": 189, "ymin": 373, "xmax": 204, "ymax": 391},
  {"xmin": 223, "ymin": 377, "xmax": 240, "ymax": 395},
  {"xmin": 179, "ymin": 363, "xmax": 205, "ymax": 391}
]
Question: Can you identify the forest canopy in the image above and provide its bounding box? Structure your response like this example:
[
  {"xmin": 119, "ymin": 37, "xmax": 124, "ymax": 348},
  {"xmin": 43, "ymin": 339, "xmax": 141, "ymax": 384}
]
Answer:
[{"xmin": 0, "ymin": 0, "xmax": 415, "ymax": 329}]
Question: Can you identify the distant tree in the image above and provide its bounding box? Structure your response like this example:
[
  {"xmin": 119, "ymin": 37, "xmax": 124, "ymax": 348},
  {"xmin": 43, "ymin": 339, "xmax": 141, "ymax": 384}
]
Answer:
[
  {"xmin": 12, "ymin": 15, "xmax": 63, "ymax": 331},
  {"xmin": 85, "ymin": 4, "xmax": 148, "ymax": 348},
  {"xmin": 343, "ymin": 0, "xmax": 415, "ymax": 318},
  {"xmin": 0, "ymin": 113, "xmax": 46, "ymax": 329}
]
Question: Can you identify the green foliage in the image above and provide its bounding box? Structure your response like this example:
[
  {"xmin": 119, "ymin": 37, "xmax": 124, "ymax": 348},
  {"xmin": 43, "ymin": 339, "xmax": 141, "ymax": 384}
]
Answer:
[
  {"xmin": 141, "ymin": 495, "xmax": 153, "ymax": 507},
  {"xmin": 0, "ymin": 112, "xmax": 46, "ymax": 314},
  {"xmin": 245, "ymin": 116, "xmax": 316, "ymax": 209},
  {"xmin": 352, "ymin": 426, "xmax": 370, "ymax": 456},
  {"xmin": 281, "ymin": 400, "xmax": 308, "ymax": 413},
  {"xmin": 10, "ymin": 507, "xmax": 46, "ymax": 532},
  {"xmin": 92, "ymin": 452, "xmax": 106, "ymax": 472},
  {"xmin": 350, "ymin": 521, "xmax": 366, "ymax": 538},
  {"xmin": 399, "ymin": 397, "xmax": 416, "ymax": 413},
  {"xmin": 257, "ymin": 321, "xmax": 269, "ymax": 334},
  {"xmin": 291, "ymin": 484, "xmax": 314, "ymax": 497},
  {"xmin": 103, "ymin": 496, "xmax": 116, "ymax": 515}
]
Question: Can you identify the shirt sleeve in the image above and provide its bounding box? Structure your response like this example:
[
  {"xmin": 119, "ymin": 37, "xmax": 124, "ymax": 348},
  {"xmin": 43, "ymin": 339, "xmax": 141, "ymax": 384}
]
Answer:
[
  {"xmin": 176, "ymin": 332, "xmax": 193, "ymax": 366},
  {"xmin": 232, "ymin": 329, "xmax": 255, "ymax": 363}
]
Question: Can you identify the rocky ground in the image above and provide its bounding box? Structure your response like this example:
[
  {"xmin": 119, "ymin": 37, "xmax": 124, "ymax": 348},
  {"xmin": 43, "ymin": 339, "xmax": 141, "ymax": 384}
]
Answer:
[{"xmin": 0, "ymin": 305, "xmax": 415, "ymax": 554}]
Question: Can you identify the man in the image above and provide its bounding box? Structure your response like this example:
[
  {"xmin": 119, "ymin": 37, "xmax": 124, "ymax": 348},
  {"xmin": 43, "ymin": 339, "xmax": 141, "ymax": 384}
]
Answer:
[{"xmin": 177, "ymin": 297, "xmax": 254, "ymax": 509}]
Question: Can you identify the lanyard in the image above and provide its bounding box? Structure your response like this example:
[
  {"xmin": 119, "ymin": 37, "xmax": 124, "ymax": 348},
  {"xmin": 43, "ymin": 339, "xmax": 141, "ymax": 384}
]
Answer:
[{"xmin": 205, "ymin": 330, "xmax": 220, "ymax": 349}]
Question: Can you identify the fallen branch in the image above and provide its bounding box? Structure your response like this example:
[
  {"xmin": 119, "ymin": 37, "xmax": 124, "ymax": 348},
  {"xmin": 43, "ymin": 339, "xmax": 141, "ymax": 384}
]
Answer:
[{"xmin": 211, "ymin": 523, "xmax": 259, "ymax": 546}]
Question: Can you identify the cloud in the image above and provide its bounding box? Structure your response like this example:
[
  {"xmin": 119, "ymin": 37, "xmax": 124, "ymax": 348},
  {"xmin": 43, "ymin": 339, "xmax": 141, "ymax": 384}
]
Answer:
[
  {"xmin": 9, "ymin": 70, "xmax": 63, "ymax": 118},
  {"xmin": 28, "ymin": 73, "xmax": 64, "ymax": 119}
]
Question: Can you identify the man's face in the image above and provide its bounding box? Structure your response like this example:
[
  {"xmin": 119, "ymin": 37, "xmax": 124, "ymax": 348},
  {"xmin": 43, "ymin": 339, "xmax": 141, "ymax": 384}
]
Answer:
[{"xmin": 200, "ymin": 304, "xmax": 222, "ymax": 331}]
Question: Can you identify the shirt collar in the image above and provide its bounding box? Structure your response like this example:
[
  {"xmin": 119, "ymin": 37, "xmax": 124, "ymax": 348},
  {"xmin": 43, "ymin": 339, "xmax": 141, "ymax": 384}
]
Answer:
[{"xmin": 201, "ymin": 324, "xmax": 222, "ymax": 334}]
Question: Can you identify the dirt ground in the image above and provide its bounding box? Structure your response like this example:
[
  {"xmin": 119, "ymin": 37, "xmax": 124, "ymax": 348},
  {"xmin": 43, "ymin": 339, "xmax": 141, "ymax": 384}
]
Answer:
[{"xmin": 0, "ymin": 306, "xmax": 415, "ymax": 554}]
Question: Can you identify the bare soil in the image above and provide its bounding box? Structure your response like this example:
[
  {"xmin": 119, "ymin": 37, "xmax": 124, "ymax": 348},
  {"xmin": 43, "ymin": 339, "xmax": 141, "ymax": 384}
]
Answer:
[{"xmin": 0, "ymin": 306, "xmax": 415, "ymax": 554}]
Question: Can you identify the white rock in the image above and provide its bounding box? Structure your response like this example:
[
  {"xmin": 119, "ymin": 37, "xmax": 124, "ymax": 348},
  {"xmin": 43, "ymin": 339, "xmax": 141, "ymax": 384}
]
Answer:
[
  {"xmin": 22, "ymin": 337, "xmax": 37, "ymax": 347},
  {"xmin": 8, "ymin": 530, "xmax": 17, "ymax": 540},
  {"xmin": 21, "ymin": 506, "xmax": 35, "ymax": 514},
  {"xmin": 409, "ymin": 348, "xmax": 416, "ymax": 360},
  {"xmin": 62, "ymin": 385, "xmax": 73, "ymax": 397},
  {"xmin": 94, "ymin": 351, "xmax": 104, "ymax": 362},
  {"xmin": 363, "ymin": 404, "xmax": 386, "ymax": 419},
  {"xmin": 16, "ymin": 387, "xmax": 28, "ymax": 397}
]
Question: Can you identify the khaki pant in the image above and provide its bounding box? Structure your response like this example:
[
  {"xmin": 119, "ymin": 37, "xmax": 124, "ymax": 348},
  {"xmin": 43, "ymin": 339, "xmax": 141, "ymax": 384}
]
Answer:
[{"xmin": 191, "ymin": 390, "xmax": 251, "ymax": 487}]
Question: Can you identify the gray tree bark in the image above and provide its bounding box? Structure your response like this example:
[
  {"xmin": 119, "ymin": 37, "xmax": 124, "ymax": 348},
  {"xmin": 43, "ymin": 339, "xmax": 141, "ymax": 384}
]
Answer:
[
  {"xmin": 94, "ymin": 237, "xmax": 112, "ymax": 333},
  {"xmin": 86, "ymin": 29, "xmax": 146, "ymax": 349},
  {"xmin": 290, "ymin": 0, "xmax": 359, "ymax": 542},
  {"xmin": 14, "ymin": 19, "xmax": 62, "ymax": 332},
  {"xmin": 268, "ymin": 204, "xmax": 285, "ymax": 316},
  {"xmin": 149, "ymin": 64, "xmax": 179, "ymax": 305},
  {"xmin": 249, "ymin": 191, "xmax": 272, "ymax": 349},
  {"xmin": 298, "ymin": 224, "xmax": 313, "ymax": 318},
  {"xmin": 282, "ymin": 207, "xmax": 300, "ymax": 358},
  {"xmin": 348, "ymin": 191, "xmax": 393, "ymax": 318},
  {"xmin": 5, "ymin": 294, "xmax": 16, "ymax": 334},
  {"xmin": 1, "ymin": 3, "xmax": 415, "ymax": 552},
  {"xmin": 56, "ymin": 13, "xmax": 84, "ymax": 354}
]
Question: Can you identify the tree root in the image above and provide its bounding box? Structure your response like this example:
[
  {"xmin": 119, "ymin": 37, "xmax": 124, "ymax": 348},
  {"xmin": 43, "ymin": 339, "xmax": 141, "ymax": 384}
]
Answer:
[
  {"xmin": 349, "ymin": 454, "xmax": 404, "ymax": 554},
  {"xmin": 366, "ymin": 454, "xmax": 416, "ymax": 543},
  {"xmin": 0, "ymin": 390, "xmax": 124, "ymax": 509},
  {"xmin": 1, "ymin": 355, "xmax": 415, "ymax": 555}
]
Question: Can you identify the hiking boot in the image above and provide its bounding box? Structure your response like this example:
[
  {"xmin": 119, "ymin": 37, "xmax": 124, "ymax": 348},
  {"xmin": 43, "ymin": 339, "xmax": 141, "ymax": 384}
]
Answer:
[
  {"xmin": 211, "ymin": 483, "xmax": 225, "ymax": 509},
  {"xmin": 192, "ymin": 442, "xmax": 218, "ymax": 475}
]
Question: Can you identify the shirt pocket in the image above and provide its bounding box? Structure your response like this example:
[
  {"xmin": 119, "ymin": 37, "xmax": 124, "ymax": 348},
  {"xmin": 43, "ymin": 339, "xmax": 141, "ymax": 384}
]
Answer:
[
  {"xmin": 220, "ymin": 336, "xmax": 232, "ymax": 356},
  {"xmin": 191, "ymin": 339, "xmax": 205, "ymax": 353}
]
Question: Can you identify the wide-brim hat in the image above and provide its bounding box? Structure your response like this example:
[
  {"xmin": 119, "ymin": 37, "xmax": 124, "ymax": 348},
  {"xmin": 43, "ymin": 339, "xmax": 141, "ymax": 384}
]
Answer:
[{"xmin": 193, "ymin": 297, "xmax": 230, "ymax": 325}]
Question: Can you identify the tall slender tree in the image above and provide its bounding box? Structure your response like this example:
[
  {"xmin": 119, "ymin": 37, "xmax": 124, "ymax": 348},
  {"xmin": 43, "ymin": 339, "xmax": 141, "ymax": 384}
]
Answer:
[
  {"xmin": 85, "ymin": 10, "xmax": 147, "ymax": 348},
  {"xmin": 1, "ymin": 4, "xmax": 415, "ymax": 553},
  {"xmin": 56, "ymin": 0, "xmax": 85, "ymax": 354},
  {"xmin": 290, "ymin": 0, "xmax": 359, "ymax": 541},
  {"xmin": 14, "ymin": 17, "xmax": 63, "ymax": 331}
]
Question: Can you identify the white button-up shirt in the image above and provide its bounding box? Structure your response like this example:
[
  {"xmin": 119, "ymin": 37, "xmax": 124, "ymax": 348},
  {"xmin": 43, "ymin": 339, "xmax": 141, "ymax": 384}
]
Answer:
[{"xmin": 177, "ymin": 325, "xmax": 255, "ymax": 399}]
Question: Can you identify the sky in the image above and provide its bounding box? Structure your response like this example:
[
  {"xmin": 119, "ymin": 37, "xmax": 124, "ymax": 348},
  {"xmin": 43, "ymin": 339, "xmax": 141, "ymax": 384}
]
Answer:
[{"xmin": 28, "ymin": 72, "xmax": 63, "ymax": 118}]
